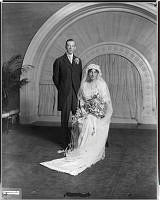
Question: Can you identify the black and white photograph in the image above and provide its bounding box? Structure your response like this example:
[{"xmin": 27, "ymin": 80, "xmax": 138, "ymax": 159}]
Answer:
[{"xmin": 2, "ymin": 1, "xmax": 158, "ymax": 199}]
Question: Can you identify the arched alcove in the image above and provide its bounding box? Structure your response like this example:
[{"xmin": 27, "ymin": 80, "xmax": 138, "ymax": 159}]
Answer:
[
  {"xmin": 20, "ymin": 2, "xmax": 157, "ymax": 124},
  {"xmin": 80, "ymin": 43, "xmax": 156, "ymax": 124}
]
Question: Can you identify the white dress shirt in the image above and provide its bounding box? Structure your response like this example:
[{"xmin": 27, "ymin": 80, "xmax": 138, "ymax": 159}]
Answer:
[{"xmin": 67, "ymin": 53, "xmax": 73, "ymax": 64}]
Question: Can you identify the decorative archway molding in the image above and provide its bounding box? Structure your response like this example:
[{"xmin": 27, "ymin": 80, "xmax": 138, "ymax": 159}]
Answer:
[
  {"xmin": 20, "ymin": 2, "xmax": 157, "ymax": 124},
  {"xmin": 80, "ymin": 42, "xmax": 156, "ymax": 124}
]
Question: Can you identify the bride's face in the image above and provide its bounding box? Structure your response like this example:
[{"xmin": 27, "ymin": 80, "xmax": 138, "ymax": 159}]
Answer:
[{"xmin": 88, "ymin": 69, "xmax": 99, "ymax": 81}]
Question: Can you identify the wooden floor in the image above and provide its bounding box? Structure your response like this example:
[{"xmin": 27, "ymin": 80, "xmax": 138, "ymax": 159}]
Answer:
[{"xmin": 2, "ymin": 124, "xmax": 157, "ymax": 199}]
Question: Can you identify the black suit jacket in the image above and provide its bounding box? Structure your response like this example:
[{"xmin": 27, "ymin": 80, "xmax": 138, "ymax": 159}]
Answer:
[{"xmin": 53, "ymin": 53, "xmax": 82, "ymax": 111}]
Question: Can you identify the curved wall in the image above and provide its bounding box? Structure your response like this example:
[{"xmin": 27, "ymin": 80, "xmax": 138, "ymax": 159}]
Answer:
[{"xmin": 20, "ymin": 2, "xmax": 157, "ymax": 124}]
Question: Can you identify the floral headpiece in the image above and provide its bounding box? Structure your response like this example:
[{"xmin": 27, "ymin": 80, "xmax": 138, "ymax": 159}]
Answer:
[{"xmin": 85, "ymin": 64, "xmax": 102, "ymax": 77}]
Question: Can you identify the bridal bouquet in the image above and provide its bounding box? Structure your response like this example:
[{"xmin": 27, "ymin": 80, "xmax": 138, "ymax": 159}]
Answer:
[
  {"xmin": 72, "ymin": 107, "xmax": 86, "ymax": 125},
  {"xmin": 84, "ymin": 93, "xmax": 106, "ymax": 119},
  {"xmin": 72, "ymin": 93, "xmax": 106, "ymax": 125}
]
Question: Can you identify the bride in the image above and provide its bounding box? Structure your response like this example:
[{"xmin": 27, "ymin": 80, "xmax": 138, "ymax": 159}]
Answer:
[{"xmin": 40, "ymin": 64, "xmax": 113, "ymax": 176}]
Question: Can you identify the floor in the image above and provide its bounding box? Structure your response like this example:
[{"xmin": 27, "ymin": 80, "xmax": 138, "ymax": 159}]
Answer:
[{"xmin": 2, "ymin": 123, "xmax": 157, "ymax": 199}]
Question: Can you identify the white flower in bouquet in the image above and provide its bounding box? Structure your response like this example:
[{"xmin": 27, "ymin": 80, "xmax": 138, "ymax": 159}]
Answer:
[
  {"xmin": 84, "ymin": 93, "xmax": 107, "ymax": 118},
  {"xmin": 72, "ymin": 107, "xmax": 87, "ymax": 125}
]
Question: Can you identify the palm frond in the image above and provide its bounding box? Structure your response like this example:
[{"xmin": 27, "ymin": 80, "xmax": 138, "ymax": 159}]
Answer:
[{"xmin": 2, "ymin": 55, "xmax": 31, "ymax": 110}]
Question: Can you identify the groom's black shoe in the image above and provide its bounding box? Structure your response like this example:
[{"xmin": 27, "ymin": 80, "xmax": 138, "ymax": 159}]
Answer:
[
  {"xmin": 59, "ymin": 136, "xmax": 70, "ymax": 150},
  {"xmin": 60, "ymin": 143, "xmax": 69, "ymax": 150},
  {"xmin": 59, "ymin": 141, "xmax": 66, "ymax": 150},
  {"xmin": 59, "ymin": 137, "xmax": 69, "ymax": 150}
]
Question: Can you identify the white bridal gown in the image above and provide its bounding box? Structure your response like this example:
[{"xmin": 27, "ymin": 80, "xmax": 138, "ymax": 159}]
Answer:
[{"xmin": 40, "ymin": 79, "xmax": 112, "ymax": 176}]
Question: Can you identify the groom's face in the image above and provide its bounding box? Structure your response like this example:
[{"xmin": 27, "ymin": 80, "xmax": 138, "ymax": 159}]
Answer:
[{"xmin": 65, "ymin": 41, "xmax": 76, "ymax": 55}]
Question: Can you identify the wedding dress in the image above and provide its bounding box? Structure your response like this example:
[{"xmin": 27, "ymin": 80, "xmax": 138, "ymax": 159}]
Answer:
[{"xmin": 40, "ymin": 64, "xmax": 113, "ymax": 176}]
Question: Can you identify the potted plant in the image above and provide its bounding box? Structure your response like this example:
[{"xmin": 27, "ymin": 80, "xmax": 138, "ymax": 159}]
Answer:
[{"xmin": 2, "ymin": 55, "xmax": 34, "ymax": 128}]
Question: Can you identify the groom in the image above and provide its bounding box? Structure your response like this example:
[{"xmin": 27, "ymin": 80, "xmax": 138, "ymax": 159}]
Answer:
[{"xmin": 53, "ymin": 39, "xmax": 82, "ymax": 149}]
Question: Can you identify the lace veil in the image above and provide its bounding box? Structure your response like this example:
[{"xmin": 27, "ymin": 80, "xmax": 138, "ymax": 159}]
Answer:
[{"xmin": 78, "ymin": 64, "xmax": 112, "ymax": 105}]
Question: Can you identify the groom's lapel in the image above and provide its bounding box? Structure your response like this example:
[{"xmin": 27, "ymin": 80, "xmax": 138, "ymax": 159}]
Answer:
[{"xmin": 63, "ymin": 53, "xmax": 73, "ymax": 70}]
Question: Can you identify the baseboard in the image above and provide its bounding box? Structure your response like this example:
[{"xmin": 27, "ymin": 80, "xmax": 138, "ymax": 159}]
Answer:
[{"xmin": 31, "ymin": 121, "xmax": 157, "ymax": 130}]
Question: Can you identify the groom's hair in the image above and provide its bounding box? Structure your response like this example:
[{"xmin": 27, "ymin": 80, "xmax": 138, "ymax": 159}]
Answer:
[{"xmin": 65, "ymin": 39, "xmax": 76, "ymax": 48}]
